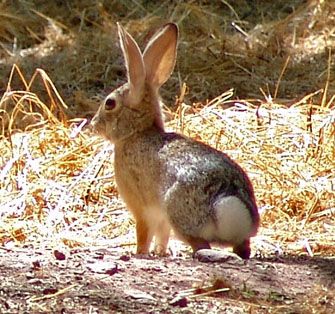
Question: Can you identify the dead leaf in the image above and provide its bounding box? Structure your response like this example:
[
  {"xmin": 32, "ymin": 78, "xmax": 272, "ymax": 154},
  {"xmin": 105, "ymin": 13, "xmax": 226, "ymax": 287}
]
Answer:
[
  {"xmin": 125, "ymin": 289, "xmax": 157, "ymax": 301},
  {"xmin": 54, "ymin": 250, "xmax": 66, "ymax": 261},
  {"xmin": 170, "ymin": 297, "xmax": 188, "ymax": 307},
  {"xmin": 86, "ymin": 261, "xmax": 120, "ymax": 275}
]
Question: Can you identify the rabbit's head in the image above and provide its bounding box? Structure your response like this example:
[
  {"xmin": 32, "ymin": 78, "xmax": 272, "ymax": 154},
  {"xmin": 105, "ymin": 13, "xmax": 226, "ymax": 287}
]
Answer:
[{"xmin": 91, "ymin": 23, "xmax": 178, "ymax": 143}]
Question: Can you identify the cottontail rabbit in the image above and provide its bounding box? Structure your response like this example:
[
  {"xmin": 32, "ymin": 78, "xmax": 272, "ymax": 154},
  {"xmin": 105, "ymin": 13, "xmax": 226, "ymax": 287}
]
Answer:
[{"xmin": 91, "ymin": 22, "xmax": 260, "ymax": 259}]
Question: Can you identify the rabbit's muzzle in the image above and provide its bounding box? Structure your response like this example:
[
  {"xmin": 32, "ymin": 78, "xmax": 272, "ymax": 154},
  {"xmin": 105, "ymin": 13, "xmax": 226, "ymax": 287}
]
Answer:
[{"xmin": 90, "ymin": 111, "xmax": 105, "ymax": 136}]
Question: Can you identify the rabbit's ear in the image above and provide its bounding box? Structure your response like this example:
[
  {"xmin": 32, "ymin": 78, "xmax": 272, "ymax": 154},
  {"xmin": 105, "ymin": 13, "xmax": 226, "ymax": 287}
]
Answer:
[
  {"xmin": 143, "ymin": 23, "xmax": 178, "ymax": 90},
  {"xmin": 117, "ymin": 23, "xmax": 145, "ymax": 105}
]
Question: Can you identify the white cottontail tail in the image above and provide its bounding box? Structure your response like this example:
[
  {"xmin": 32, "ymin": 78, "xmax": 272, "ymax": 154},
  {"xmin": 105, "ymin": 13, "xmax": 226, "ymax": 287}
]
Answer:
[{"xmin": 91, "ymin": 22, "xmax": 260, "ymax": 259}]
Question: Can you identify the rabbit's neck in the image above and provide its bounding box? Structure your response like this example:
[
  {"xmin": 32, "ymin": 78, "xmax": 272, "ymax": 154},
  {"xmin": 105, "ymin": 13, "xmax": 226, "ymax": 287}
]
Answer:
[{"xmin": 114, "ymin": 126, "xmax": 165, "ymax": 162}]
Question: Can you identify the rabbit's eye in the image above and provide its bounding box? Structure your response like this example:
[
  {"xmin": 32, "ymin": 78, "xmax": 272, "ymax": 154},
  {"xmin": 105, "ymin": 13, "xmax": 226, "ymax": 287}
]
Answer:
[{"xmin": 105, "ymin": 98, "xmax": 117, "ymax": 111}]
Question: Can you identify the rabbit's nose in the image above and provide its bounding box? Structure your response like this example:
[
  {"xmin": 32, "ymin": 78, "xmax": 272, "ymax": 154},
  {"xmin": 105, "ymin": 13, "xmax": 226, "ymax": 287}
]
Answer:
[
  {"xmin": 90, "ymin": 112, "xmax": 106, "ymax": 135},
  {"xmin": 90, "ymin": 114, "xmax": 99, "ymax": 133}
]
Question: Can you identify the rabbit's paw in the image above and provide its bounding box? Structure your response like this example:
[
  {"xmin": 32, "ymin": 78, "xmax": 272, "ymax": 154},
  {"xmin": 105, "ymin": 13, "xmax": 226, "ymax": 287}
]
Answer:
[{"xmin": 132, "ymin": 253, "xmax": 156, "ymax": 260}]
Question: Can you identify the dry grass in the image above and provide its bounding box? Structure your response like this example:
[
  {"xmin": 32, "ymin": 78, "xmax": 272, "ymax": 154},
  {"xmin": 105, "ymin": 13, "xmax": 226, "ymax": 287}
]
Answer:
[
  {"xmin": 0, "ymin": 63, "xmax": 334, "ymax": 258},
  {"xmin": 0, "ymin": 65, "xmax": 126, "ymax": 250}
]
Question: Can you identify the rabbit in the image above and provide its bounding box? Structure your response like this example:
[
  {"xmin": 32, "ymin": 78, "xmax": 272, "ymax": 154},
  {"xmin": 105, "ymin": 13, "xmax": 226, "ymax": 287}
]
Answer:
[{"xmin": 91, "ymin": 22, "xmax": 260, "ymax": 259}]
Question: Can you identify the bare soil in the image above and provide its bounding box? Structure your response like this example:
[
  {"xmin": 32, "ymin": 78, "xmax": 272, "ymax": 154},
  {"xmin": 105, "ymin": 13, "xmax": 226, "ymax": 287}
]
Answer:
[{"xmin": 0, "ymin": 244, "xmax": 334, "ymax": 313}]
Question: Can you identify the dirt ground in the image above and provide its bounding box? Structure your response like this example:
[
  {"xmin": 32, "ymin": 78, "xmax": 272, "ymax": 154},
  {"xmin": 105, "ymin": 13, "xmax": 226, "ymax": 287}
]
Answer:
[{"xmin": 0, "ymin": 242, "xmax": 334, "ymax": 314}]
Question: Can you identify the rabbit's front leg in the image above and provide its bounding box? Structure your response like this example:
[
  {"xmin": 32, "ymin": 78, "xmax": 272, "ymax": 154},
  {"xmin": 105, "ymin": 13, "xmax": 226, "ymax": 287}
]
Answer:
[
  {"xmin": 154, "ymin": 220, "xmax": 171, "ymax": 256},
  {"xmin": 135, "ymin": 217, "xmax": 154, "ymax": 254}
]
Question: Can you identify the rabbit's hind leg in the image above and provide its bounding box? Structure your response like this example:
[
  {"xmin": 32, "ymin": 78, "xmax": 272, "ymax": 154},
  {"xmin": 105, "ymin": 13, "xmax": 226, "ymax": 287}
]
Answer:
[
  {"xmin": 233, "ymin": 239, "xmax": 251, "ymax": 259},
  {"xmin": 182, "ymin": 235, "xmax": 211, "ymax": 253}
]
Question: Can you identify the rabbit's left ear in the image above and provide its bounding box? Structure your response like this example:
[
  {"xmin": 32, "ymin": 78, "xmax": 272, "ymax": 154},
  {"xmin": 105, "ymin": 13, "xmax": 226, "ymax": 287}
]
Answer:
[
  {"xmin": 143, "ymin": 23, "xmax": 178, "ymax": 91},
  {"xmin": 117, "ymin": 23, "xmax": 146, "ymax": 105}
]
